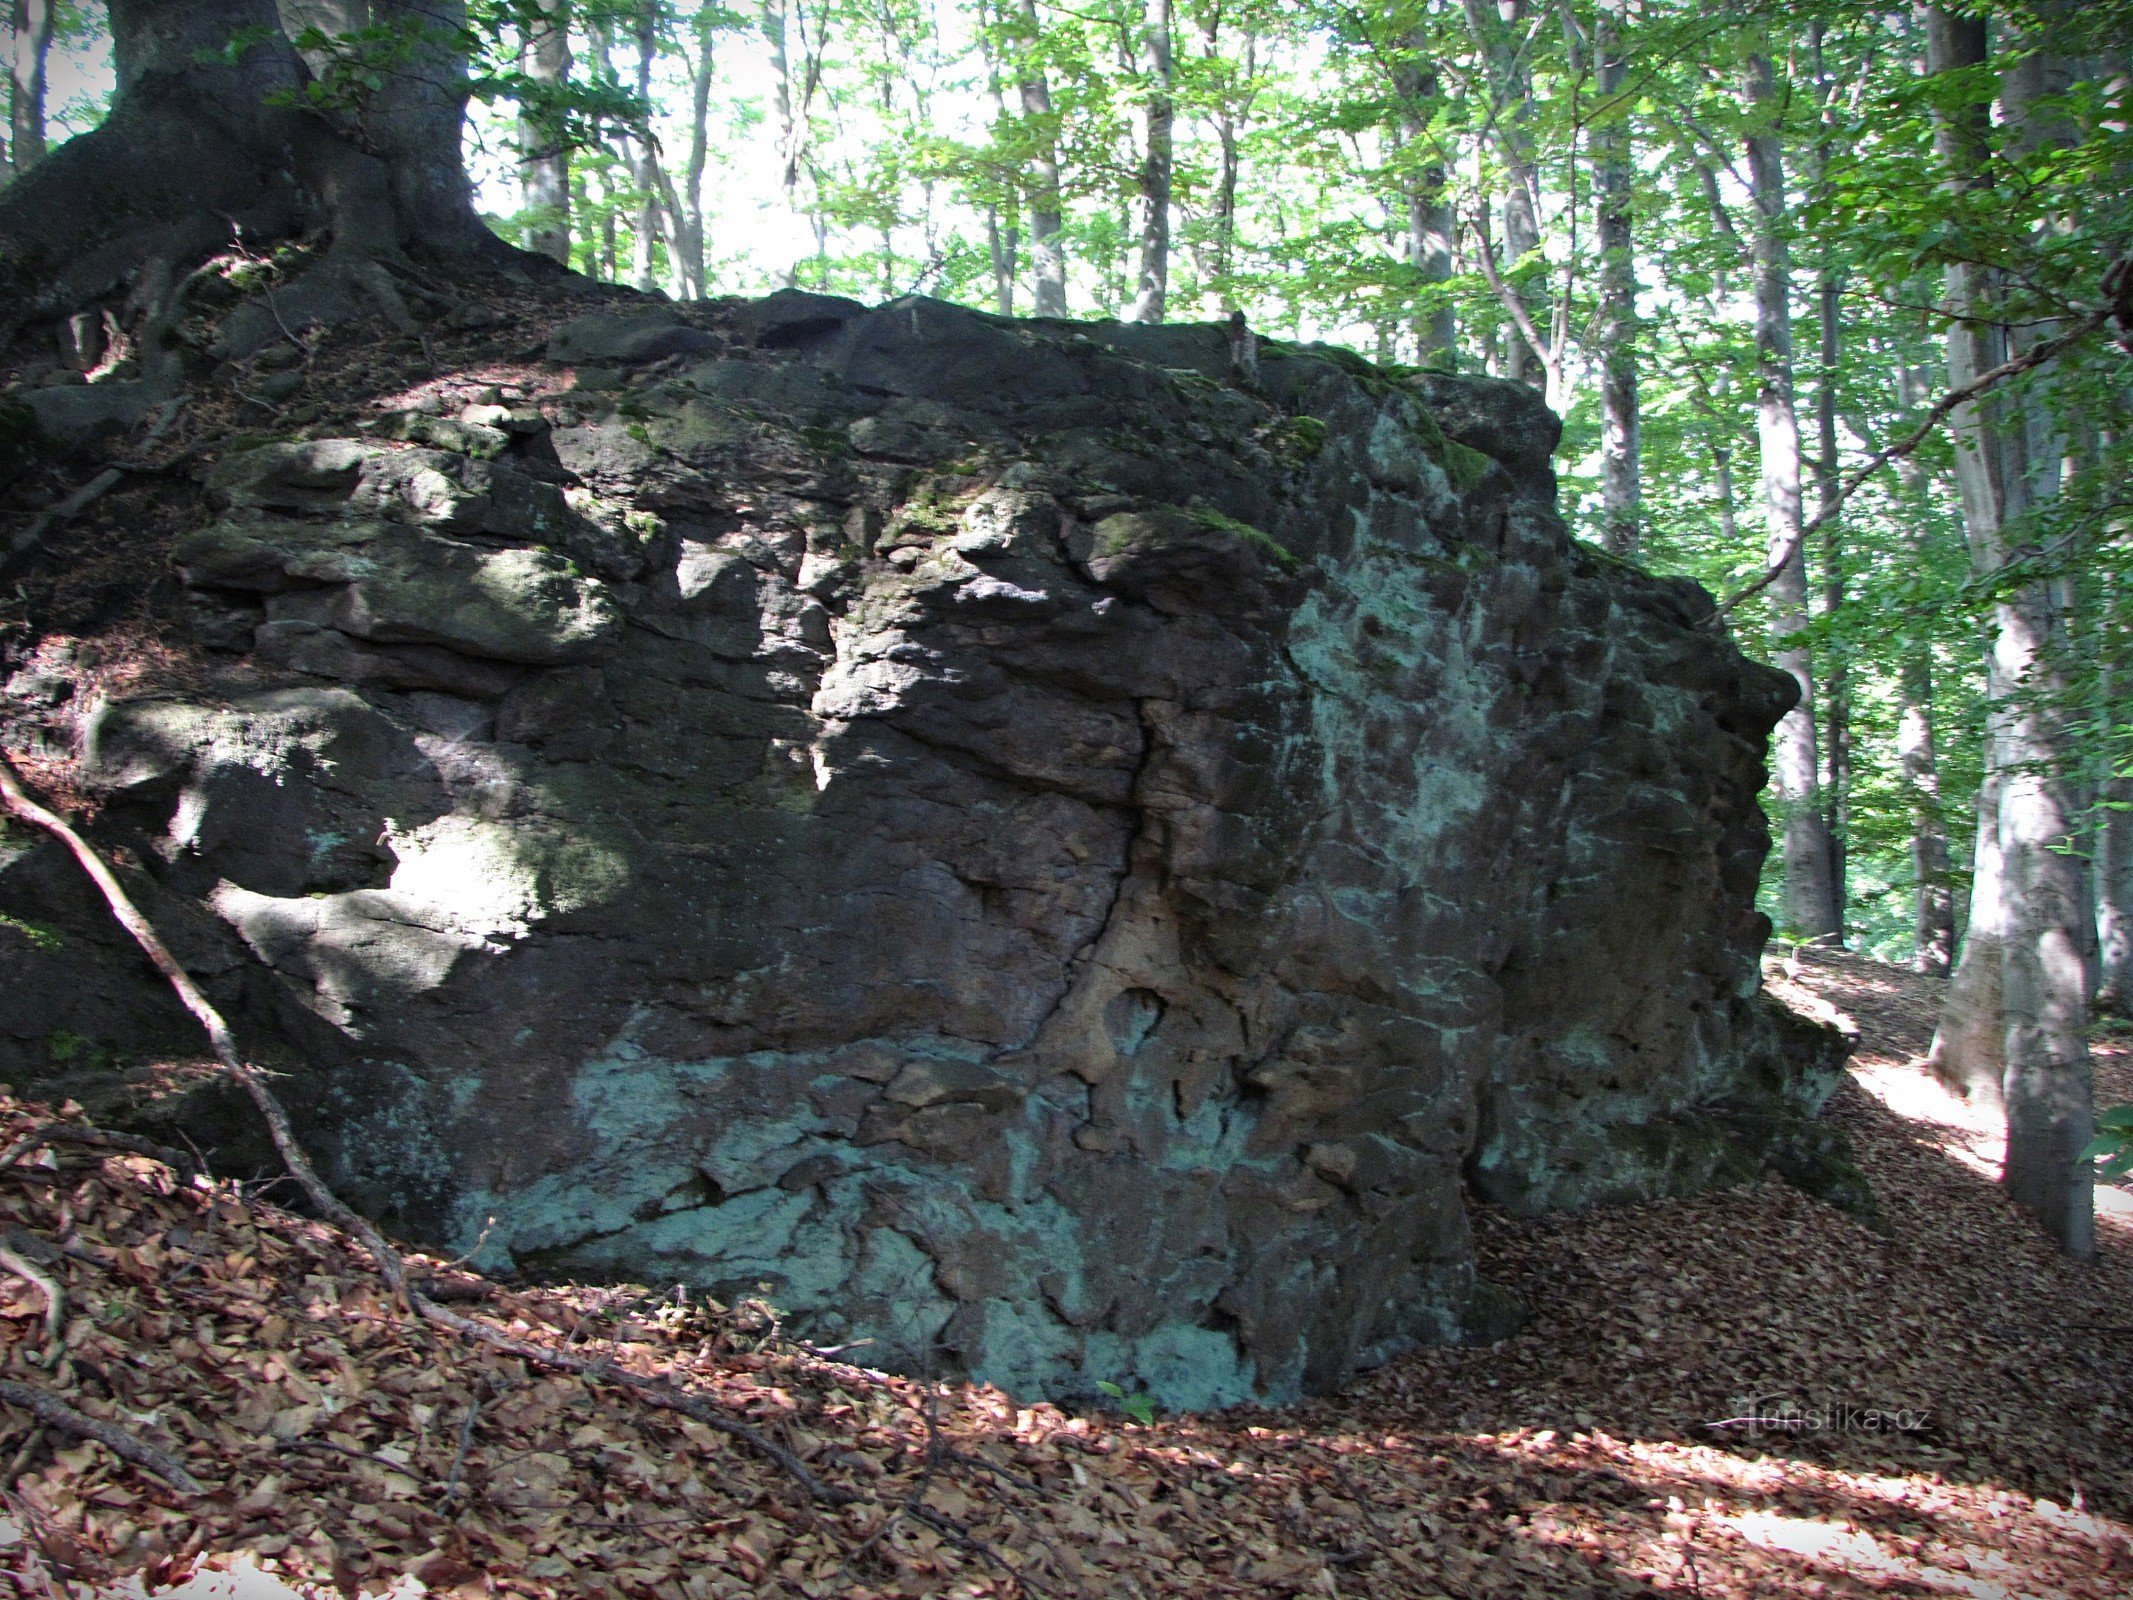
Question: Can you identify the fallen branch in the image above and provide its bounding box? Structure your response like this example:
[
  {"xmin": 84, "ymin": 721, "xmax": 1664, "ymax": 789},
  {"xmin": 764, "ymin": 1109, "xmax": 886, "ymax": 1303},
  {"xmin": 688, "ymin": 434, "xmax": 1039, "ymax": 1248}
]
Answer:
[
  {"xmin": 8, "ymin": 396, "xmax": 186, "ymax": 562},
  {"xmin": 0, "ymin": 1124, "xmax": 200, "ymax": 1184},
  {"xmin": 0, "ymin": 751, "xmax": 847, "ymax": 1509},
  {"xmin": 0, "ymin": 1378, "xmax": 202, "ymax": 1495},
  {"xmin": 1714, "ymin": 309, "xmax": 2108, "ymax": 620}
]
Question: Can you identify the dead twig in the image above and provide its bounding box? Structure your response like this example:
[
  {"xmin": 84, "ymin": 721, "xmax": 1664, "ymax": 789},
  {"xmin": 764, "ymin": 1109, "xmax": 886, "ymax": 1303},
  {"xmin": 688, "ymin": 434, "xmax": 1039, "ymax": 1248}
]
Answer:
[
  {"xmin": 0, "ymin": 1379, "xmax": 201, "ymax": 1495},
  {"xmin": 440, "ymin": 1385, "xmax": 485, "ymax": 1501}
]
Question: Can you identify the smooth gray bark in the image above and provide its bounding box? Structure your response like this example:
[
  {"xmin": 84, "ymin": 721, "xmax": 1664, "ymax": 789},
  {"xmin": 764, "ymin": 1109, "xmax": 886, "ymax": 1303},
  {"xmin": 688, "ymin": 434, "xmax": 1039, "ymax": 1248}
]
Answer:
[
  {"xmin": 1014, "ymin": 0, "xmax": 1065, "ymax": 316},
  {"xmin": 674, "ymin": 3, "xmax": 716, "ymax": 297},
  {"xmin": 1743, "ymin": 49, "xmax": 1842, "ymax": 943},
  {"xmin": 1923, "ymin": 5, "xmax": 2094, "ymax": 1260},
  {"xmin": 1463, "ymin": 0, "xmax": 1542, "ymax": 388},
  {"xmin": 1393, "ymin": 32, "xmax": 1454, "ymax": 364},
  {"xmin": 1896, "ymin": 372, "xmax": 1955, "ymax": 975},
  {"xmin": 7, "ymin": 0, "xmax": 55, "ymax": 178},
  {"xmin": 1594, "ymin": 0, "xmax": 1639, "ymax": 558},
  {"xmin": 1128, "ymin": 0, "xmax": 1174, "ymax": 323},
  {"xmin": 519, "ymin": 0, "xmax": 572, "ymax": 265}
]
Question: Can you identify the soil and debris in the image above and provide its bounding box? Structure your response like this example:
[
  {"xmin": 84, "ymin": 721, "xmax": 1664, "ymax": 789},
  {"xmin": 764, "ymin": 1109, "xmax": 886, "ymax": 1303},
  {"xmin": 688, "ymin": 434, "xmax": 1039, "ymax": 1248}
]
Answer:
[{"xmin": 0, "ymin": 948, "xmax": 2123, "ymax": 1600}]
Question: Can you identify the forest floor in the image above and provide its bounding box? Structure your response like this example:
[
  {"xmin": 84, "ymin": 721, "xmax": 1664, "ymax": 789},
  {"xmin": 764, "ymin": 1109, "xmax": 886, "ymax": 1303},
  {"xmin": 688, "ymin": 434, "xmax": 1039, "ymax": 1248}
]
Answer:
[{"xmin": 0, "ymin": 950, "xmax": 2126, "ymax": 1600}]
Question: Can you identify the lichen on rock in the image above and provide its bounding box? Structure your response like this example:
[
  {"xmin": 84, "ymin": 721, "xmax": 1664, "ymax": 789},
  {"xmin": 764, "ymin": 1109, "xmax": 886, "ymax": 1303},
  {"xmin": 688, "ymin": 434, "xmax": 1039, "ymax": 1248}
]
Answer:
[{"xmin": 0, "ymin": 291, "xmax": 1856, "ymax": 1411}]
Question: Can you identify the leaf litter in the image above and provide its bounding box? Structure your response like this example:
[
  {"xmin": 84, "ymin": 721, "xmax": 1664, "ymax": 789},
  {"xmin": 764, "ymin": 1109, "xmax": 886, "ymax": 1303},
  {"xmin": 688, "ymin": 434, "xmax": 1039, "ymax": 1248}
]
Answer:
[{"xmin": 0, "ymin": 946, "xmax": 2126, "ymax": 1600}]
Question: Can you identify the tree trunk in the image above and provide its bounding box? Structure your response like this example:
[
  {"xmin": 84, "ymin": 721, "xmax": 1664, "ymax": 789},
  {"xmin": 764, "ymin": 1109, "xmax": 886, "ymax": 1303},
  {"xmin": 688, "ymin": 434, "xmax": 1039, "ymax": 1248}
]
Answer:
[
  {"xmin": 519, "ymin": 0, "xmax": 572, "ymax": 266},
  {"xmin": 1900, "ymin": 648, "xmax": 1956, "ymax": 975},
  {"xmin": 677, "ymin": 3, "xmax": 716, "ymax": 298},
  {"xmin": 0, "ymin": 0, "xmax": 492, "ymax": 336},
  {"xmin": 1014, "ymin": 0, "xmax": 1066, "ymax": 316},
  {"xmin": 2097, "ymin": 568, "xmax": 2133, "ymax": 1011},
  {"xmin": 1594, "ymin": 0, "xmax": 1639, "ymax": 558},
  {"xmin": 1816, "ymin": 269, "xmax": 1849, "ymax": 931},
  {"xmin": 7, "ymin": 0, "xmax": 55, "ymax": 179},
  {"xmin": 1129, "ymin": 0, "xmax": 1173, "ymax": 324},
  {"xmin": 1463, "ymin": 0, "xmax": 1542, "ymax": 389},
  {"xmin": 1933, "ymin": 743, "xmax": 2009, "ymax": 1097},
  {"xmin": 1896, "ymin": 373, "xmax": 1956, "ymax": 975},
  {"xmin": 1743, "ymin": 49, "xmax": 1842, "ymax": 943},
  {"xmin": 1205, "ymin": 22, "xmax": 1249, "ymax": 316},
  {"xmin": 1923, "ymin": 5, "xmax": 2094, "ymax": 1260},
  {"xmin": 630, "ymin": 4, "xmax": 667, "ymax": 294},
  {"xmin": 2096, "ymin": 775, "xmax": 2133, "ymax": 1013},
  {"xmin": 977, "ymin": 2, "xmax": 1018, "ymax": 317},
  {"xmin": 1394, "ymin": 32, "xmax": 1454, "ymax": 366}
]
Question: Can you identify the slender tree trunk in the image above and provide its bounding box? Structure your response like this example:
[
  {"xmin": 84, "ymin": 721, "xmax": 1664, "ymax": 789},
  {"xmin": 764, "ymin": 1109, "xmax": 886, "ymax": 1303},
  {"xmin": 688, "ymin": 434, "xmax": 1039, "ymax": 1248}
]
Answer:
[
  {"xmin": 677, "ymin": 4, "xmax": 715, "ymax": 297},
  {"xmin": 1205, "ymin": 23, "xmax": 1249, "ymax": 315},
  {"xmin": 1743, "ymin": 49, "xmax": 1842, "ymax": 943},
  {"xmin": 1463, "ymin": 0, "xmax": 1543, "ymax": 389},
  {"xmin": 1014, "ymin": 0, "xmax": 1066, "ymax": 316},
  {"xmin": 1594, "ymin": 0, "xmax": 1640, "ymax": 558},
  {"xmin": 1900, "ymin": 649, "xmax": 1956, "ymax": 975},
  {"xmin": 519, "ymin": 0, "xmax": 573, "ymax": 265},
  {"xmin": 7, "ymin": 0, "xmax": 56, "ymax": 180},
  {"xmin": 1395, "ymin": 31, "xmax": 1455, "ymax": 365},
  {"xmin": 1924, "ymin": 5, "xmax": 2094, "ymax": 1260},
  {"xmin": 762, "ymin": 0, "xmax": 803, "ymax": 287},
  {"xmin": 629, "ymin": 5, "xmax": 667, "ymax": 293},
  {"xmin": 1897, "ymin": 370, "xmax": 1956, "ymax": 975},
  {"xmin": 2098, "ymin": 564, "xmax": 2133, "ymax": 1011},
  {"xmin": 2097, "ymin": 788, "xmax": 2133, "ymax": 1012},
  {"xmin": 977, "ymin": 2, "xmax": 1018, "ymax": 316},
  {"xmin": 1129, "ymin": 0, "xmax": 1174, "ymax": 324},
  {"xmin": 1817, "ymin": 269, "xmax": 1849, "ymax": 930}
]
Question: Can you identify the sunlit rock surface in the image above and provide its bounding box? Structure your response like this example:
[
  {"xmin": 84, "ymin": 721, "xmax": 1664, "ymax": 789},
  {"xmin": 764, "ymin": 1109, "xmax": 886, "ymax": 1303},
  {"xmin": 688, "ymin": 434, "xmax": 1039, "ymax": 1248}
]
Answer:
[{"xmin": 0, "ymin": 292, "xmax": 1854, "ymax": 1408}]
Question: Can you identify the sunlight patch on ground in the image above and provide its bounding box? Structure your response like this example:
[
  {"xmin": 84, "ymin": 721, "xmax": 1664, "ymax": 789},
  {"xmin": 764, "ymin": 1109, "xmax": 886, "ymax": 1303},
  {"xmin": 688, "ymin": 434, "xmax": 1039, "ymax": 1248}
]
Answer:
[
  {"xmin": 1711, "ymin": 1508, "xmax": 2033, "ymax": 1598},
  {"xmin": 1847, "ymin": 1056, "xmax": 2133, "ymax": 1233}
]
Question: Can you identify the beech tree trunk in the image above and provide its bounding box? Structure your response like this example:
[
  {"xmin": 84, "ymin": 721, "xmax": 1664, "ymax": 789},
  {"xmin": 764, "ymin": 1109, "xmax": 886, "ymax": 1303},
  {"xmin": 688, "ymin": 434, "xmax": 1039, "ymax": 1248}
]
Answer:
[
  {"xmin": 2097, "ymin": 570, "xmax": 2133, "ymax": 1012},
  {"xmin": 1014, "ymin": 0, "xmax": 1066, "ymax": 316},
  {"xmin": 1394, "ymin": 33, "xmax": 1454, "ymax": 366},
  {"xmin": 1896, "ymin": 378, "xmax": 1955, "ymax": 976},
  {"xmin": 1743, "ymin": 49, "xmax": 1842, "ymax": 944},
  {"xmin": 1463, "ymin": 0, "xmax": 1542, "ymax": 389},
  {"xmin": 2096, "ymin": 775, "xmax": 2133, "ymax": 1013},
  {"xmin": 1923, "ymin": 6, "xmax": 2094, "ymax": 1261},
  {"xmin": 1129, "ymin": 0, "xmax": 1174, "ymax": 324},
  {"xmin": 675, "ymin": 4, "xmax": 716, "ymax": 298},
  {"xmin": 7, "ymin": 0, "xmax": 55, "ymax": 179},
  {"xmin": 1817, "ymin": 270, "xmax": 1849, "ymax": 929},
  {"xmin": 1594, "ymin": 0, "xmax": 1640, "ymax": 559},
  {"xmin": 519, "ymin": 0, "xmax": 573, "ymax": 265},
  {"xmin": 0, "ymin": 0, "xmax": 491, "ymax": 333}
]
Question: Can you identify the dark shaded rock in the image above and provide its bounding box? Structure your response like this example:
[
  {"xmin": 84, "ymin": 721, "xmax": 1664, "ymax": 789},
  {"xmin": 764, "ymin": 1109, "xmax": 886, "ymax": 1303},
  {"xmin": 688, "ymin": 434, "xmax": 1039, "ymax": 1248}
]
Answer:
[
  {"xmin": 547, "ymin": 311, "xmax": 721, "ymax": 365},
  {"xmin": 3, "ymin": 293, "xmax": 1855, "ymax": 1413}
]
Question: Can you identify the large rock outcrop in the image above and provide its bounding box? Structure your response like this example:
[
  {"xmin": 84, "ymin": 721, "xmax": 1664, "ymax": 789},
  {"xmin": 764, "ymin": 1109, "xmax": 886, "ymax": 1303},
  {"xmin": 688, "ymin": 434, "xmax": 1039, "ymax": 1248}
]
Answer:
[{"xmin": 0, "ymin": 292, "xmax": 1853, "ymax": 1409}]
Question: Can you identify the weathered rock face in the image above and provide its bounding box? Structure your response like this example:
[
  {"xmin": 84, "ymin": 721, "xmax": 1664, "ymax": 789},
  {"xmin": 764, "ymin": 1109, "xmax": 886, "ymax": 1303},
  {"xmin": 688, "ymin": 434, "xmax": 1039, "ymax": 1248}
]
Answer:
[{"xmin": 1, "ymin": 291, "xmax": 1853, "ymax": 1409}]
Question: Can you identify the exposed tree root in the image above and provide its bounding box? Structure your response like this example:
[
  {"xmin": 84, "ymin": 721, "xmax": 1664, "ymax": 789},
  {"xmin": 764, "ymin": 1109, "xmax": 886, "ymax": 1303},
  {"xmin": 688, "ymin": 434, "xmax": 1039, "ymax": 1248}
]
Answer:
[{"xmin": 0, "ymin": 1378, "xmax": 203, "ymax": 1496}]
